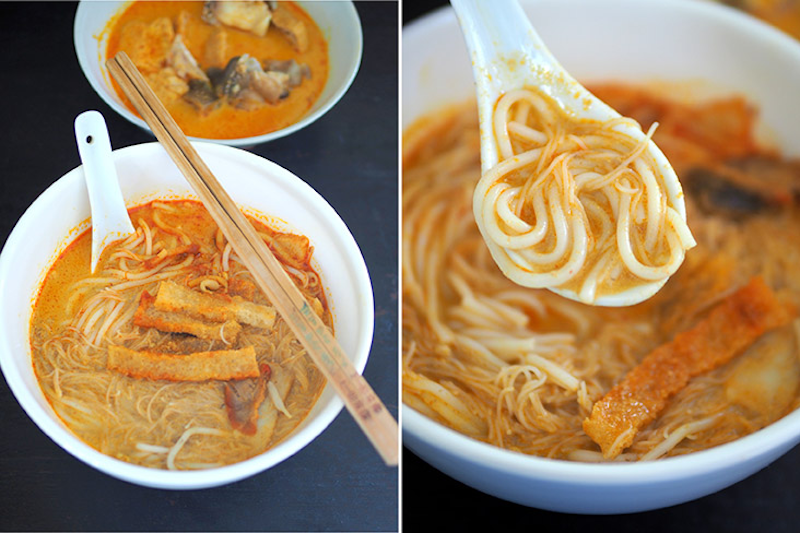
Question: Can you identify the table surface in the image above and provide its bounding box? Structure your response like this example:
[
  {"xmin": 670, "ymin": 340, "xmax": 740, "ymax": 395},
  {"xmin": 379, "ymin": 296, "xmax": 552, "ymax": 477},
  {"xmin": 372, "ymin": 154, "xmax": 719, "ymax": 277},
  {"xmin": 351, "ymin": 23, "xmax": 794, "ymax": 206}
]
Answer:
[
  {"xmin": 0, "ymin": 2, "xmax": 398, "ymax": 532},
  {"xmin": 401, "ymin": 1, "xmax": 800, "ymax": 531}
]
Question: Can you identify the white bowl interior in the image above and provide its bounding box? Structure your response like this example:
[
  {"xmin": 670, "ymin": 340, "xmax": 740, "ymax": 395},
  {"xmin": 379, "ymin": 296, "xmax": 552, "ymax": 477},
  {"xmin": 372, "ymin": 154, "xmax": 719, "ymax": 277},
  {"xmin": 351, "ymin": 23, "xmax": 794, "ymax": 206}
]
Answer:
[
  {"xmin": 403, "ymin": 0, "xmax": 800, "ymax": 513},
  {"xmin": 74, "ymin": 1, "xmax": 363, "ymax": 146},
  {"xmin": 0, "ymin": 142, "xmax": 374, "ymax": 489}
]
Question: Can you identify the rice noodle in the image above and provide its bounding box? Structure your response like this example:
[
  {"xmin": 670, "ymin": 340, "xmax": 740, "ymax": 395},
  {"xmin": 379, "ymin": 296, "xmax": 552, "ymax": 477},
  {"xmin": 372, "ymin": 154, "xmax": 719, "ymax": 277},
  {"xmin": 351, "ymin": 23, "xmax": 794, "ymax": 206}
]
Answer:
[
  {"xmin": 402, "ymin": 90, "xmax": 800, "ymax": 461},
  {"xmin": 474, "ymin": 87, "xmax": 696, "ymax": 303},
  {"xmin": 30, "ymin": 200, "xmax": 331, "ymax": 470}
]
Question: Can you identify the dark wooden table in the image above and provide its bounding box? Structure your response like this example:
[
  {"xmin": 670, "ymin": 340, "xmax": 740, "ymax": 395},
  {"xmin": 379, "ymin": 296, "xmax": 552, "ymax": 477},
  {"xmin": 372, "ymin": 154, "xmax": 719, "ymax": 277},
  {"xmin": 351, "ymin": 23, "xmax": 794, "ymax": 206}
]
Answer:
[
  {"xmin": 402, "ymin": 1, "xmax": 800, "ymax": 531},
  {"xmin": 0, "ymin": 2, "xmax": 398, "ymax": 531}
]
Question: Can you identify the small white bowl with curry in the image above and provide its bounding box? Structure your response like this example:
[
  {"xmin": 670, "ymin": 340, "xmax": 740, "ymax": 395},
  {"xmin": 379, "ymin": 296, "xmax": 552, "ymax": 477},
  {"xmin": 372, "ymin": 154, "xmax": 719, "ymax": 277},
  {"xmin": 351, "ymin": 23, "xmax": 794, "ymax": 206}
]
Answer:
[{"xmin": 74, "ymin": 1, "xmax": 362, "ymax": 145}]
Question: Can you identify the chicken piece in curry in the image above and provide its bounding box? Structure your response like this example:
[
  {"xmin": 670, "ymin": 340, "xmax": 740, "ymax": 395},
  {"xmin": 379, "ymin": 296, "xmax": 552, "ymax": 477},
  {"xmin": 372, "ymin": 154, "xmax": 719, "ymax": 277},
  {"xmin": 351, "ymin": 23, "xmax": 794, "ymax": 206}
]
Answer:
[{"xmin": 106, "ymin": 1, "xmax": 328, "ymax": 139}]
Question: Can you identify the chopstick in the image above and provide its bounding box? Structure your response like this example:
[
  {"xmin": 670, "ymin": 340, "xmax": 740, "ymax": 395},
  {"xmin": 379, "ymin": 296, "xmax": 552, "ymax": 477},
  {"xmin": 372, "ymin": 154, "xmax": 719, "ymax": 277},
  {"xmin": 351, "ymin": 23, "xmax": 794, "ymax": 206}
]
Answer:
[{"xmin": 107, "ymin": 51, "xmax": 398, "ymax": 466}]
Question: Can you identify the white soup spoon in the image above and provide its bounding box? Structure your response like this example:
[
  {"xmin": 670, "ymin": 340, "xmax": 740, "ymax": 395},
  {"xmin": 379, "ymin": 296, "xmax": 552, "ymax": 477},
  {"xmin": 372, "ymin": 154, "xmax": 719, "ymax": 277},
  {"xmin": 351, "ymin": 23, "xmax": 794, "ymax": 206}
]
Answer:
[
  {"xmin": 74, "ymin": 110, "xmax": 135, "ymax": 273},
  {"xmin": 450, "ymin": 0, "xmax": 690, "ymax": 306}
]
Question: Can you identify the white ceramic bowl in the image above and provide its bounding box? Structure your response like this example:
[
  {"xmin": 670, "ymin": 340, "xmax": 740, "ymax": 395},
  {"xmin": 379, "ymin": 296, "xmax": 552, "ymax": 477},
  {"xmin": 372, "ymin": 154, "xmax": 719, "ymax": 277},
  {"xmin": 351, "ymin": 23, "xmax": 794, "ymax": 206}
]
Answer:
[
  {"xmin": 0, "ymin": 142, "xmax": 374, "ymax": 489},
  {"xmin": 403, "ymin": 0, "xmax": 800, "ymax": 514},
  {"xmin": 74, "ymin": 1, "xmax": 363, "ymax": 146}
]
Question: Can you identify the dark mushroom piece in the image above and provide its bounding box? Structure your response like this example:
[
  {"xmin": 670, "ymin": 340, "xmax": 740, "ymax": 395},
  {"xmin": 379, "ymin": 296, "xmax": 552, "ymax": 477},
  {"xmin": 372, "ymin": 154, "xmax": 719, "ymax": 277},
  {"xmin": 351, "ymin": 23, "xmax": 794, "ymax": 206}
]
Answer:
[
  {"xmin": 683, "ymin": 155, "xmax": 800, "ymax": 217},
  {"xmin": 684, "ymin": 166, "xmax": 767, "ymax": 216},
  {"xmin": 183, "ymin": 79, "xmax": 219, "ymax": 115},
  {"xmin": 262, "ymin": 58, "xmax": 311, "ymax": 87},
  {"xmin": 214, "ymin": 54, "xmax": 293, "ymax": 109}
]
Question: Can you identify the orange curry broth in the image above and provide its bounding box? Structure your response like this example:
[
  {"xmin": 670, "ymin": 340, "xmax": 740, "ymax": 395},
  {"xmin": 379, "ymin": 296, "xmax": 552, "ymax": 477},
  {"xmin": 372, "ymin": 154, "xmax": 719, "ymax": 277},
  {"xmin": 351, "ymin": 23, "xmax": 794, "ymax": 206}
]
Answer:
[
  {"xmin": 31, "ymin": 199, "xmax": 329, "ymax": 329},
  {"xmin": 105, "ymin": 1, "xmax": 329, "ymax": 139}
]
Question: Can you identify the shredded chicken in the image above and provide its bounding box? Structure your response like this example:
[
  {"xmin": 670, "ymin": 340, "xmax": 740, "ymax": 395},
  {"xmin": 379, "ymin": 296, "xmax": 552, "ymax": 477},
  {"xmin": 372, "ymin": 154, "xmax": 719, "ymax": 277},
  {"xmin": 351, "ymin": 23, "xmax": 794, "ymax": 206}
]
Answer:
[
  {"xmin": 202, "ymin": 0, "xmax": 273, "ymax": 37},
  {"xmin": 203, "ymin": 28, "xmax": 228, "ymax": 68},
  {"xmin": 118, "ymin": 17, "xmax": 174, "ymax": 73},
  {"xmin": 225, "ymin": 363, "xmax": 271, "ymax": 435},
  {"xmin": 167, "ymin": 34, "xmax": 209, "ymax": 82},
  {"xmin": 271, "ymin": 5, "xmax": 308, "ymax": 52},
  {"xmin": 725, "ymin": 326, "xmax": 800, "ymax": 423},
  {"xmin": 144, "ymin": 68, "xmax": 189, "ymax": 106}
]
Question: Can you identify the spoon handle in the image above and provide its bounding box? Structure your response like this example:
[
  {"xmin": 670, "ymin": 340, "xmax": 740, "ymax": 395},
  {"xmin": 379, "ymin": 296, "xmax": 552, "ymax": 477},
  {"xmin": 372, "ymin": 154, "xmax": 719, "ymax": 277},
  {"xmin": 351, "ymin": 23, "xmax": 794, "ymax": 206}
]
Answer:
[
  {"xmin": 450, "ymin": 0, "xmax": 557, "ymax": 170},
  {"xmin": 450, "ymin": 0, "xmax": 621, "ymax": 171},
  {"xmin": 450, "ymin": 0, "xmax": 554, "ymax": 71},
  {"xmin": 74, "ymin": 111, "xmax": 134, "ymax": 272}
]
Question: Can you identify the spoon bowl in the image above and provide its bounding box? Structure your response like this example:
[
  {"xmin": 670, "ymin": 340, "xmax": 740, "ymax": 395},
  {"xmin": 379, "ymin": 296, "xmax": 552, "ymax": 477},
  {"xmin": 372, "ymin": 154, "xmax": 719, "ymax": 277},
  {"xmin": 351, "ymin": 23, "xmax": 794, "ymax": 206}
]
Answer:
[
  {"xmin": 74, "ymin": 110, "xmax": 134, "ymax": 272},
  {"xmin": 450, "ymin": 0, "xmax": 689, "ymax": 306}
]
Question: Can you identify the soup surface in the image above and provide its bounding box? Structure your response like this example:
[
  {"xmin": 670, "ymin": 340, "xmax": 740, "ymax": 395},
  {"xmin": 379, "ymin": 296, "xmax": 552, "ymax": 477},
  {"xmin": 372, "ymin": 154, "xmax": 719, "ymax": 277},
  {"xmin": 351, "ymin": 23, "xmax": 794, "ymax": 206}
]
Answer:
[
  {"xmin": 31, "ymin": 200, "xmax": 329, "ymax": 469},
  {"xmin": 105, "ymin": 1, "xmax": 329, "ymax": 139},
  {"xmin": 402, "ymin": 84, "xmax": 800, "ymax": 461}
]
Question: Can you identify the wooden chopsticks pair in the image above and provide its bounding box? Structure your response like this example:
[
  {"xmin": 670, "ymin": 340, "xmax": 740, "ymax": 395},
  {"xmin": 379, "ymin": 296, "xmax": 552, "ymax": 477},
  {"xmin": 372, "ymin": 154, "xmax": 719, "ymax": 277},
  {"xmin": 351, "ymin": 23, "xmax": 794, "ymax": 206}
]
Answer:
[{"xmin": 107, "ymin": 51, "xmax": 398, "ymax": 466}]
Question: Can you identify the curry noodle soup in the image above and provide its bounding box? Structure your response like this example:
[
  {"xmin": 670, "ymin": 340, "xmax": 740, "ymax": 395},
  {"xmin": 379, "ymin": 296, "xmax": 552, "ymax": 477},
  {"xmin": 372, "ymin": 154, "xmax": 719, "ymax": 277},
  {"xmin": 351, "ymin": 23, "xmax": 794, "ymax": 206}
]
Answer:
[
  {"xmin": 31, "ymin": 200, "xmax": 330, "ymax": 470},
  {"xmin": 105, "ymin": 1, "xmax": 328, "ymax": 139},
  {"xmin": 402, "ymin": 84, "xmax": 800, "ymax": 462}
]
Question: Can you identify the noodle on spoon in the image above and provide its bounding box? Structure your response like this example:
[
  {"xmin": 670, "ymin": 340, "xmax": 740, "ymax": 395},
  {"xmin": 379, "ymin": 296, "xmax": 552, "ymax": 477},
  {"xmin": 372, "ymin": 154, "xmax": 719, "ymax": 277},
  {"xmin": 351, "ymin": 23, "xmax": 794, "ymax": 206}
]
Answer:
[{"xmin": 474, "ymin": 87, "xmax": 696, "ymax": 303}]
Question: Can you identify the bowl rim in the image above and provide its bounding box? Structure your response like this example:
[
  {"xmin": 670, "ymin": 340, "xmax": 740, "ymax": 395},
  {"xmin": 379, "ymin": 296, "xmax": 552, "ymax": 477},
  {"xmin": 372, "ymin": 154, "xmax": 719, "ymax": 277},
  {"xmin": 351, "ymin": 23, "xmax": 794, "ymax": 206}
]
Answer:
[
  {"xmin": 0, "ymin": 141, "xmax": 375, "ymax": 489},
  {"xmin": 73, "ymin": 0, "xmax": 364, "ymax": 147},
  {"xmin": 402, "ymin": 0, "xmax": 800, "ymax": 486},
  {"xmin": 404, "ymin": 406, "xmax": 800, "ymax": 485}
]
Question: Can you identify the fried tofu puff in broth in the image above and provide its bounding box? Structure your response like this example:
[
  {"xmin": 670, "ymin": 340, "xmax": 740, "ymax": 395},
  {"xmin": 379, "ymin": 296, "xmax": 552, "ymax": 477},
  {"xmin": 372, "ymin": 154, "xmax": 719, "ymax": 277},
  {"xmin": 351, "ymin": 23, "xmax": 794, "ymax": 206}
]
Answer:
[
  {"xmin": 106, "ymin": 1, "xmax": 326, "ymax": 139},
  {"xmin": 30, "ymin": 200, "xmax": 330, "ymax": 470}
]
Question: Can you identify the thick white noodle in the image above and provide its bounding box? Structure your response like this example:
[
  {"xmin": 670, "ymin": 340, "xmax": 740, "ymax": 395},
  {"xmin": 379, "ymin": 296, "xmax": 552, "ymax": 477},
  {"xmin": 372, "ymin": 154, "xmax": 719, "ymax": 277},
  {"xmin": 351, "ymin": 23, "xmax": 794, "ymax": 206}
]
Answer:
[{"xmin": 474, "ymin": 88, "xmax": 695, "ymax": 302}]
